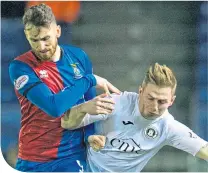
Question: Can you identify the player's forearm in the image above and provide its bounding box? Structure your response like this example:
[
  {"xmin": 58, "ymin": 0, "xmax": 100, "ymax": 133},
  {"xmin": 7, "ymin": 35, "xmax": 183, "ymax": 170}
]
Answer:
[
  {"xmin": 50, "ymin": 74, "xmax": 96, "ymax": 116},
  {"xmin": 61, "ymin": 104, "xmax": 87, "ymax": 130},
  {"xmin": 61, "ymin": 99, "xmax": 109, "ymax": 130},
  {"xmin": 196, "ymin": 143, "xmax": 208, "ymax": 161},
  {"xmin": 27, "ymin": 74, "xmax": 96, "ymax": 117}
]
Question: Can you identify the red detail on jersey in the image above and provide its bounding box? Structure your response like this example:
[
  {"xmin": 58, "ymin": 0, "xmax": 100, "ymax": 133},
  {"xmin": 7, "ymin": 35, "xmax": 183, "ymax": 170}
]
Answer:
[
  {"xmin": 16, "ymin": 51, "xmax": 64, "ymax": 93},
  {"xmin": 14, "ymin": 51, "xmax": 65, "ymax": 162}
]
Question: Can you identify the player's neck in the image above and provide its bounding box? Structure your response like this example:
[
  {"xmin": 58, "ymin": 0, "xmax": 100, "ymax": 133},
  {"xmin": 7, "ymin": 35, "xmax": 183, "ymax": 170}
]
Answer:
[{"xmin": 51, "ymin": 45, "xmax": 61, "ymax": 62}]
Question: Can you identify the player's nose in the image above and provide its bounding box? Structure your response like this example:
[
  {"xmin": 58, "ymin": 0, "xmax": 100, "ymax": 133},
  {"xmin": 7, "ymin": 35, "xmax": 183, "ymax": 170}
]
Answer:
[
  {"xmin": 152, "ymin": 102, "xmax": 158, "ymax": 112},
  {"xmin": 38, "ymin": 41, "xmax": 46, "ymax": 51}
]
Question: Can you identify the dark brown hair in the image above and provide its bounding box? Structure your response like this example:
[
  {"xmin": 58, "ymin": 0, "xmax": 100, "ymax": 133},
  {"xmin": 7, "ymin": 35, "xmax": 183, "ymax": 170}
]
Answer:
[{"xmin": 23, "ymin": 3, "xmax": 56, "ymax": 29}]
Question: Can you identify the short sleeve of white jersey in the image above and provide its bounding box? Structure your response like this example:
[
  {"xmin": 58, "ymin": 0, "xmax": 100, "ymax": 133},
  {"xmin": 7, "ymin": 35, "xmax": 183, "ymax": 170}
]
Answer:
[
  {"xmin": 166, "ymin": 119, "xmax": 207, "ymax": 156},
  {"xmin": 76, "ymin": 113, "xmax": 109, "ymax": 128},
  {"xmin": 76, "ymin": 93, "xmax": 121, "ymax": 128}
]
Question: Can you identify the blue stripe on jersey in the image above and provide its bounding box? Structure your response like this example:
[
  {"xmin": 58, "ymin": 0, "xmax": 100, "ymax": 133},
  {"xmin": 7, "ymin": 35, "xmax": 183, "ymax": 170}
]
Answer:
[
  {"xmin": 57, "ymin": 45, "xmax": 96, "ymax": 158},
  {"xmin": 57, "ymin": 129, "xmax": 86, "ymax": 159}
]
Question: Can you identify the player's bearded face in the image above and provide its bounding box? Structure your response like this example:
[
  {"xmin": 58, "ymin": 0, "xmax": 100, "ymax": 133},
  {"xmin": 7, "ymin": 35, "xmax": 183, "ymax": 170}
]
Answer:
[
  {"xmin": 139, "ymin": 84, "xmax": 176, "ymax": 120},
  {"xmin": 25, "ymin": 23, "xmax": 60, "ymax": 61}
]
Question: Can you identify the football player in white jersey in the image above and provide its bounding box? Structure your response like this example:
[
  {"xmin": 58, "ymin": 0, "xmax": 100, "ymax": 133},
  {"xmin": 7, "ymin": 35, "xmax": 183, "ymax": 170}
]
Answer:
[{"xmin": 61, "ymin": 63, "xmax": 208, "ymax": 172}]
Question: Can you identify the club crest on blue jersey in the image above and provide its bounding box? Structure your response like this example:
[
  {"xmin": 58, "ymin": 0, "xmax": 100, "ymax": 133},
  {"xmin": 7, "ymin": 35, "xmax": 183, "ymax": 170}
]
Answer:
[
  {"xmin": 144, "ymin": 126, "xmax": 158, "ymax": 139},
  {"xmin": 70, "ymin": 63, "xmax": 83, "ymax": 79}
]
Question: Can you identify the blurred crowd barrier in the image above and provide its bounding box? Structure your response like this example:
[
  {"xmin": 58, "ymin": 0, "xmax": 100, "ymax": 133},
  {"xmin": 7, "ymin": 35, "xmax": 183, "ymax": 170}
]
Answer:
[{"xmin": 1, "ymin": 1, "xmax": 207, "ymax": 171}]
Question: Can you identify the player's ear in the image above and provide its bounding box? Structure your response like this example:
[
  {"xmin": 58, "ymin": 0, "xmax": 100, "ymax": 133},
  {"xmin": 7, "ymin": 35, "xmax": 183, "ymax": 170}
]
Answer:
[
  {"xmin": 169, "ymin": 95, "xmax": 176, "ymax": 107},
  {"xmin": 24, "ymin": 29, "xmax": 28, "ymax": 39},
  {"xmin": 139, "ymin": 86, "xmax": 143, "ymax": 94},
  {"xmin": 56, "ymin": 25, "xmax": 61, "ymax": 38}
]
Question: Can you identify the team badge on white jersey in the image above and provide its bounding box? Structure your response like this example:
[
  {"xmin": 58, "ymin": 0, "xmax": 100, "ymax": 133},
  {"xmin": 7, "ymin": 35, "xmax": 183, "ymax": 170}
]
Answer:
[
  {"xmin": 71, "ymin": 63, "xmax": 83, "ymax": 79},
  {"xmin": 144, "ymin": 126, "xmax": 159, "ymax": 139},
  {"xmin": 39, "ymin": 70, "xmax": 48, "ymax": 78},
  {"xmin": 14, "ymin": 75, "xmax": 29, "ymax": 90}
]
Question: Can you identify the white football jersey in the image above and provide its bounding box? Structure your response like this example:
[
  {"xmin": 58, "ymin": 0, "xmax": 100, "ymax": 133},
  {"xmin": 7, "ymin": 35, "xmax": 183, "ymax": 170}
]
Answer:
[{"xmin": 85, "ymin": 92, "xmax": 207, "ymax": 172}]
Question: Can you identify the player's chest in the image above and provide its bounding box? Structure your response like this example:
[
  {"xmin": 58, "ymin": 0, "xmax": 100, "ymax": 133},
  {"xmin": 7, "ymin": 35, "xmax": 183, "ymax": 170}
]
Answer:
[
  {"xmin": 105, "ymin": 116, "xmax": 166, "ymax": 151},
  {"xmin": 34, "ymin": 61, "xmax": 85, "ymax": 90}
]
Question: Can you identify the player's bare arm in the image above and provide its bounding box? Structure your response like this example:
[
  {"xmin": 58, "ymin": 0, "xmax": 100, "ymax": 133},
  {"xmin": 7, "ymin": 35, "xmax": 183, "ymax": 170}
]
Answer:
[
  {"xmin": 196, "ymin": 143, "xmax": 208, "ymax": 161},
  {"xmin": 61, "ymin": 93, "xmax": 115, "ymax": 129}
]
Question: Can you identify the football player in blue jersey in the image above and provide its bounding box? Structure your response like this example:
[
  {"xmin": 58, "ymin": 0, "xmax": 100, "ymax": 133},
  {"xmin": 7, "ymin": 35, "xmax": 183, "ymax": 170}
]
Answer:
[{"xmin": 9, "ymin": 3, "xmax": 120, "ymax": 172}]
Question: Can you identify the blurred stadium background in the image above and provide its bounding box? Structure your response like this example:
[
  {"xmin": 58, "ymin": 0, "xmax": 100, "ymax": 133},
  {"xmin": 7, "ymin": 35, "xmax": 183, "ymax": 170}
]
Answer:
[{"xmin": 1, "ymin": 1, "xmax": 207, "ymax": 171}]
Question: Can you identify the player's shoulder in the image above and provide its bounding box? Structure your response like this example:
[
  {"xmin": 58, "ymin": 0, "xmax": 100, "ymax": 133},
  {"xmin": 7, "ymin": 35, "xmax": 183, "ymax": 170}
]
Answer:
[
  {"xmin": 110, "ymin": 91, "xmax": 138, "ymax": 103},
  {"xmin": 61, "ymin": 44, "xmax": 90, "ymax": 66},
  {"xmin": 162, "ymin": 111, "xmax": 174, "ymax": 121},
  {"xmin": 122, "ymin": 91, "xmax": 138, "ymax": 101},
  {"xmin": 10, "ymin": 50, "xmax": 39, "ymax": 69},
  {"xmin": 9, "ymin": 56, "xmax": 32, "ymax": 72},
  {"xmin": 122, "ymin": 91, "xmax": 138, "ymax": 98},
  {"xmin": 9, "ymin": 52, "xmax": 36, "ymax": 79},
  {"xmin": 61, "ymin": 44, "xmax": 87, "ymax": 57},
  {"xmin": 151, "ymin": 110, "xmax": 174, "ymax": 129},
  {"xmin": 157, "ymin": 110, "xmax": 174, "ymax": 126},
  {"xmin": 9, "ymin": 55, "xmax": 34, "ymax": 83},
  {"xmin": 164, "ymin": 112, "xmax": 191, "ymax": 135},
  {"xmin": 13, "ymin": 50, "xmax": 33, "ymax": 61}
]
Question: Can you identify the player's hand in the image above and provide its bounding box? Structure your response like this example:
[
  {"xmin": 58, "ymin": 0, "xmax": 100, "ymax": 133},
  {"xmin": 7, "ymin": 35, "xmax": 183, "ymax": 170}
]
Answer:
[
  {"xmin": 88, "ymin": 135, "xmax": 106, "ymax": 152},
  {"xmin": 94, "ymin": 75, "xmax": 121, "ymax": 95},
  {"xmin": 80, "ymin": 93, "xmax": 115, "ymax": 115}
]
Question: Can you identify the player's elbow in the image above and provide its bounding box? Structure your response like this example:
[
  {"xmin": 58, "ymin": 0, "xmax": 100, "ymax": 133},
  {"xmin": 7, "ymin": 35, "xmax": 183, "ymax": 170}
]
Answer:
[
  {"xmin": 61, "ymin": 118, "xmax": 78, "ymax": 130},
  {"xmin": 31, "ymin": 96, "xmax": 62, "ymax": 117},
  {"xmin": 49, "ymin": 112, "xmax": 62, "ymax": 118},
  {"xmin": 44, "ymin": 107, "xmax": 62, "ymax": 118},
  {"xmin": 45, "ymin": 98, "xmax": 65, "ymax": 118}
]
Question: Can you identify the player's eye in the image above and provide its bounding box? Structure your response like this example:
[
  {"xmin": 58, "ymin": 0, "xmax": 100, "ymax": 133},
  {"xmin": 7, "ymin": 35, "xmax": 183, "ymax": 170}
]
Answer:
[
  {"xmin": 159, "ymin": 100, "xmax": 167, "ymax": 104},
  {"xmin": 42, "ymin": 36, "xmax": 50, "ymax": 41},
  {"xmin": 31, "ymin": 39, "xmax": 38, "ymax": 42}
]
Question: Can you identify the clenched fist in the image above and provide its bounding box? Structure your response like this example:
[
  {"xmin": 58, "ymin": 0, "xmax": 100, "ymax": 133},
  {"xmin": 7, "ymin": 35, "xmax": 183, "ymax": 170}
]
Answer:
[{"xmin": 88, "ymin": 135, "xmax": 106, "ymax": 152}]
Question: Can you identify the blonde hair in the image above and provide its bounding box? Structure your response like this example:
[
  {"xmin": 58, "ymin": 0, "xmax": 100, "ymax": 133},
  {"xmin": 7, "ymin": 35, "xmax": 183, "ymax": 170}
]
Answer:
[{"xmin": 142, "ymin": 63, "xmax": 177, "ymax": 94}]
